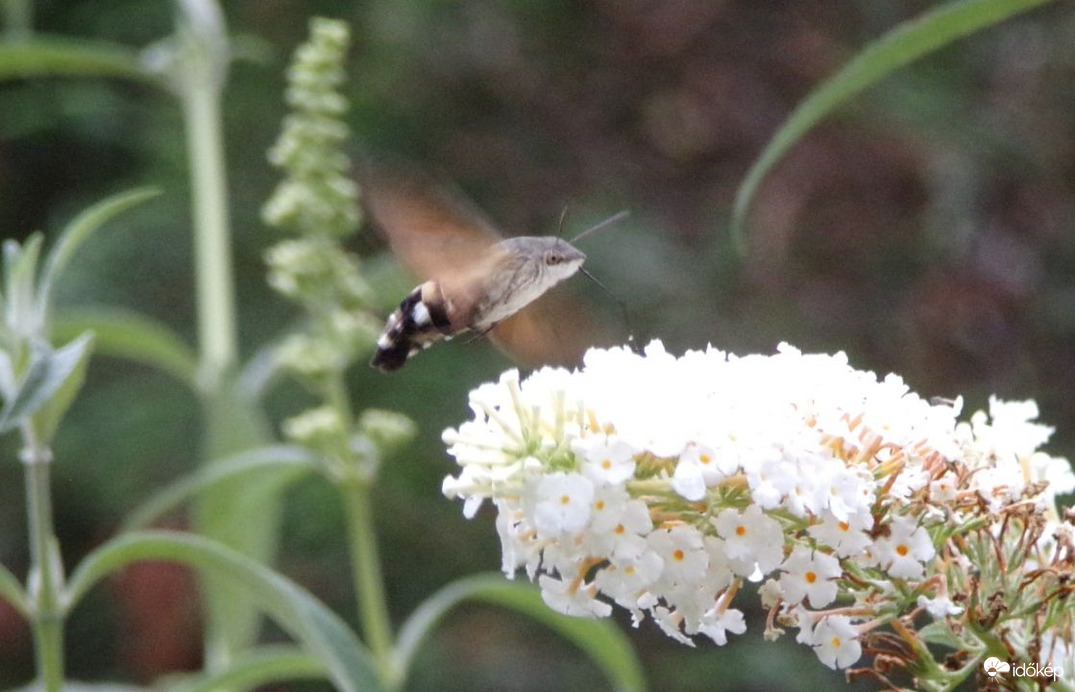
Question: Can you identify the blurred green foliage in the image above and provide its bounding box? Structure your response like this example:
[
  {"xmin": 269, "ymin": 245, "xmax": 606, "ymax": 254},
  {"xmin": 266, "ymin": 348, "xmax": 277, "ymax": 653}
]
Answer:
[{"xmin": 1, "ymin": 0, "xmax": 1073, "ymax": 690}]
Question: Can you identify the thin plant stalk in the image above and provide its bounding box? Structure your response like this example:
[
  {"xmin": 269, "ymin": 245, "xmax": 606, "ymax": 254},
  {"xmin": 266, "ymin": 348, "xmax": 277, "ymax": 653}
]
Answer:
[
  {"xmin": 341, "ymin": 475, "xmax": 394, "ymax": 683},
  {"xmin": 326, "ymin": 373, "xmax": 394, "ymax": 681},
  {"xmin": 21, "ymin": 424, "xmax": 64, "ymax": 692},
  {"xmin": 180, "ymin": 48, "xmax": 237, "ymax": 389}
]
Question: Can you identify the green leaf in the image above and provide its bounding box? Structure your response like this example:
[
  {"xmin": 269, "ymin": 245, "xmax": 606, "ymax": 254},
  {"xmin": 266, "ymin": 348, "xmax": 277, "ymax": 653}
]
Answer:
[
  {"xmin": 65, "ymin": 530, "xmax": 385, "ymax": 692},
  {"xmin": 3, "ymin": 232, "xmax": 43, "ymax": 337},
  {"xmin": 395, "ymin": 573, "xmax": 647, "ymax": 692},
  {"xmin": 122, "ymin": 444, "xmax": 317, "ymax": 531},
  {"xmin": 730, "ymin": 0, "xmax": 1054, "ymax": 249},
  {"xmin": 13, "ymin": 683, "xmax": 146, "ymax": 691},
  {"xmin": 919, "ymin": 621, "xmax": 963, "ymax": 648},
  {"xmin": 161, "ymin": 646, "xmax": 326, "ymax": 692},
  {"xmin": 0, "ymin": 560, "xmax": 28, "ymax": 618},
  {"xmin": 0, "ymin": 334, "xmax": 93, "ymax": 434},
  {"xmin": 237, "ymin": 339, "xmax": 286, "ymax": 400},
  {"xmin": 52, "ymin": 308, "xmax": 198, "ymax": 389},
  {"xmin": 30, "ymin": 332, "xmax": 94, "ymax": 443},
  {"xmin": 193, "ymin": 380, "xmax": 289, "ymax": 670},
  {"xmin": 37, "ymin": 188, "xmax": 160, "ymax": 318},
  {"xmin": 0, "ymin": 37, "xmax": 157, "ymax": 84}
]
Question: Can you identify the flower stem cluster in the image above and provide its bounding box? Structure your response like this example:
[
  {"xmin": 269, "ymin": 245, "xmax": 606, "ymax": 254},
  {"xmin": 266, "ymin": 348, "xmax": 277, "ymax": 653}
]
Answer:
[
  {"xmin": 262, "ymin": 17, "xmax": 413, "ymax": 489},
  {"xmin": 262, "ymin": 21, "xmax": 413, "ymax": 677},
  {"xmin": 442, "ymin": 341, "xmax": 1075, "ymax": 688},
  {"xmin": 263, "ymin": 17, "xmax": 360, "ymax": 240},
  {"xmin": 262, "ymin": 18, "xmax": 379, "ymax": 390}
]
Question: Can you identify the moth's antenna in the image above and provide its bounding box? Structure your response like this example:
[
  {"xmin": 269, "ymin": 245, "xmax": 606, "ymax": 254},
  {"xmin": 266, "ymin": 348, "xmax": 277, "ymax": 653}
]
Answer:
[
  {"xmin": 569, "ymin": 210, "xmax": 630, "ymax": 245},
  {"xmin": 556, "ymin": 205, "xmax": 570, "ymax": 238},
  {"xmin": 578, "ymin": 266, "xmax": 637, "ymax": 348}
]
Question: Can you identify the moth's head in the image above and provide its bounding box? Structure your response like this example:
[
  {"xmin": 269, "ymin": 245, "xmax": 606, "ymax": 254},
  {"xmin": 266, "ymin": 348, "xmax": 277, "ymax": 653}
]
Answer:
[
  {"xmin": 497, "ymin": 236, "xmax": 586, "ymax": 284},
  {"xmin": 540, "ymin": 237, "xmax": 586, "ymax": 281}
]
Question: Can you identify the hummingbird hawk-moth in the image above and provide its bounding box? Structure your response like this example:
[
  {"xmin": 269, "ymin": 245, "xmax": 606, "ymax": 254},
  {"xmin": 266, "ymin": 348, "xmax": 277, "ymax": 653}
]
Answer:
[{"xmin": 363, "ymin": 167, "xmax": 623, "ymax": 372}]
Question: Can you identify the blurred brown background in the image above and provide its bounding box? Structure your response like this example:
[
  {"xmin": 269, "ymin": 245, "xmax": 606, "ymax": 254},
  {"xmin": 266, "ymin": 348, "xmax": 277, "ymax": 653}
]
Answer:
[{"xmin": 1, "ymin": 1, "xmax": 1073, "ymax": 690}]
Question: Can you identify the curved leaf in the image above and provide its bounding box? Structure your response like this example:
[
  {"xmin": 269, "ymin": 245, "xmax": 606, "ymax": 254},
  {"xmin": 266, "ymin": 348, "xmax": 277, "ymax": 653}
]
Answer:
[
  {"xmin": 37, "ymin": 188, "xmax": 160, "ymax": 316},
  {"xmin": 65, "ymin": 531, "xmax": 385, "ymax": 692},
  {"xmin": 0, "ymin": 334, "xmax": 93, "ymax": 434},
  {"xmin": 0, "ymin": 37, "xmax": 156, "ymax": 84},
  {"xmin": 30, "ymin": 332, "xmax": 94, "ymax": 443},
  {"xmin": 121, "ymin": 444, "xmax": 318, "ymax": 531},
  {"xmin": 51, "ymin": 308, "xmax": 198, "ymax": 388},
  {"xmin": 730, "ymin": 0, "xmax": 1054, "ymax": 249},
  {"xmin": 395, "ymin": 573, "xmax": 646, "ymax": 692},
  {"xmin": 163, "ymin": 646, "xmax": 325, "ymax": 692},
  {"xmin": 237, "ymin": 338, "xmax": 285, "ymax": 401},
  {"xmin": 0, "ymin": 560, "xmax": 28, "ymax": 617}
]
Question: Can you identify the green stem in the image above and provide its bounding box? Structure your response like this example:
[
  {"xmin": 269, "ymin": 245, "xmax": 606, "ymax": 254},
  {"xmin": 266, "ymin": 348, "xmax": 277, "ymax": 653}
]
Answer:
[
  {"xmin": 21, "ymin": 425, "xmax": 64, "ymax": 691},
  {"xmin": 181, "ymin": 47, "xmax": 237, "ymax": 389},
  {"xmin": 325, "ymin": 371, "xmax": 353, "ymax": 423},
  {"xmin": 340, "ymin": 477, "xmax": 394, "ymax": 683},
  {"xmin": 174, "ymin": 3, "xmax": 252, "ymax": 672}
]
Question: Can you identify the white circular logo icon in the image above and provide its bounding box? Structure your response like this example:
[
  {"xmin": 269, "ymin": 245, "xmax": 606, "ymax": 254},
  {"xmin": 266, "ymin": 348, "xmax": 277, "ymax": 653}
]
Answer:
[{"xmin": 983, "ymin": 657, "xmax": 1011, "ymax": 678}]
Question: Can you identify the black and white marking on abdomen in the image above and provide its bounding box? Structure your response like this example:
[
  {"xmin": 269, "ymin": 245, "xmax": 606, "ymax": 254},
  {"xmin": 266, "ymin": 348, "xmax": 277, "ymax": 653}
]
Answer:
[{"xmin": 370, "ymin": 281, "xmax": 454, "ymax": 372}]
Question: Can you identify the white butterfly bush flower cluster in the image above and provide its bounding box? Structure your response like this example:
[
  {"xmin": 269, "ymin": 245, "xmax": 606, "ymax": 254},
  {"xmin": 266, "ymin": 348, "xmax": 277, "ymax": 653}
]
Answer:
[{"xmin": 442, "ymin": 342, "xmax": 1075, "ymax": 685}]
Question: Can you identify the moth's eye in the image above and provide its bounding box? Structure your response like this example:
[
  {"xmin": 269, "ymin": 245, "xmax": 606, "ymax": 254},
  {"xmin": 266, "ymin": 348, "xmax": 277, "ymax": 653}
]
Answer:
[{"xmin": 546, "ymin": 253, "xmax": 562, "ymax": 266}]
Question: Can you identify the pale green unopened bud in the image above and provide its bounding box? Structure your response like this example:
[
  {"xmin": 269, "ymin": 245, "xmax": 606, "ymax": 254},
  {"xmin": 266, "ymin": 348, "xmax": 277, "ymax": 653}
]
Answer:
[
  {"xmin": 358, "ymin": 409, "xmax": 417, "ymax": 452},
  {"xmin": 263, "ymin": 16, "xmax": 359, "ymax": 240},
  {"xmin": 326, "ymin": 308, "xmax": 381, "ymax": 356},
  {"xmin": 283, "ymin": 405, "xmax": 347, "ymax": 454},
  {"xmin": 276, "ymin": 333, "xmax": 341, "ymax": 383},
  {"xmin": 265, "ymin": 238, "xmax": 372, "ymax": 307}
]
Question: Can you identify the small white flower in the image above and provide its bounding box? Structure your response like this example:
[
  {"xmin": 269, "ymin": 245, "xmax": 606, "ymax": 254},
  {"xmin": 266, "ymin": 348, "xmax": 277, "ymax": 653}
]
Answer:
[
  {"xmin": 647, "ymin": 526, "xmax": 709, "ymax": 587},
  {"xmin": 712, "ymin": 505, "xmax": 785, "ymax": 577},
  {"xmin": 671, "ymin": 443, "xmax": 726, "ymax": 501},
  {"xmin": 589, "ymin": 480, "xmax": 645, "ymax": 525},
  {"xmin": 745, "ymin": 455, "xmax": 797, "ymax": 510},
  {"xmin": 523, "ymin": 472, "xmax": 594, "ymax": 539},
  {"xmin": 778, "ymin": 546, "xmax": 842, "ymax": 608},
  {"xmin": 917, "ymin": 593, "xmax": 964, "ymax": 618},
  {"xmin": 928, "ymin": 475, "xmax": 959, "ymax": 504},
  {"xmin": 821, "ymin": 467, "xmax": 874, "ymax": 522},
  {"xmin": 889, "ymin": 465, "xmax": 930, "ymax": 500},
  {"xmin": 702, "ymin": 536, "xmax": 735, "ymax": 593},
  {"xmin": 582, "ymin": 492, "xmax": 653, "ymax": 564},
  {"xmin": 873, "ymin": 515, "xmax": 935, "ymax": 580},
  {"xmin": 810, "ymin": 616, "xmax": 862, "ymax": 669},
  {"xmin": 698, "ymin": 607, "xmax": 747, "ymax": 646},
  {"xmin": 671, "ymin": 462, "xmax": 707, "ymax": 501},
  {"xmin": 593, "ymin": 537, "xmax": 664, "ymax": 609},
  {"xmin": 807, "ymin": 509, "xmax": 873, "ymax": 558},
  {"xmin": 652, "ymin": 606, "xmax": 695, "ymax": 646},
  {"xmin": 538, "ymin": 575, "xmax": 612, "ymax": 618},
  {"xmin": 573, "ymin": 435, "xmax": 638, "ymax": 486}
]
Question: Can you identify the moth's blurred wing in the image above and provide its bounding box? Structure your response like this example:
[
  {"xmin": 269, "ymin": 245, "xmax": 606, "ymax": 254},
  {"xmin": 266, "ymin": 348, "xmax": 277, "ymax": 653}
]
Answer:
[
  {"xmin": 362, "ymin": 166, "xmax": 502, "ymax": 281},
  {"xmin": 489, "ymin": 291, "xmax": 614, "ymax": 368}
]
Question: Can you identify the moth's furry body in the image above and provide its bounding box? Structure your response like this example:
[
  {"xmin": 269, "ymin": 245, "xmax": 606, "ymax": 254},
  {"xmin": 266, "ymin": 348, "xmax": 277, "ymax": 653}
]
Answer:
[{"xmin": 370, "ymin": 236, "xmax": 585, "ymax": 371}]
